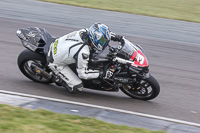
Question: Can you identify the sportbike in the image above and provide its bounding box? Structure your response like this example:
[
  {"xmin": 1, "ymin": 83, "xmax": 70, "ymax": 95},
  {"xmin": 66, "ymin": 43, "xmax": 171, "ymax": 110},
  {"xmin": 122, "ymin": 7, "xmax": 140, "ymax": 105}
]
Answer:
[{"xmin": 16, "ymin": 27, "xmax": 160, "ymax": 100}]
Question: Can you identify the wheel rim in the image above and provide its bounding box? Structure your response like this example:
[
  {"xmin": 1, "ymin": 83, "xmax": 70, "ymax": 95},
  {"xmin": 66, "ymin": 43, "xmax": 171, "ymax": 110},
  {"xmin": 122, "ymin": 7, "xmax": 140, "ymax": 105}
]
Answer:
[
  {"xmin": 122, "ymin": 80, "xmax": 153, "ymax": 99},
  {"xmin": 23, "ymin": 60, "xmax": 50, "ymax": 82}
]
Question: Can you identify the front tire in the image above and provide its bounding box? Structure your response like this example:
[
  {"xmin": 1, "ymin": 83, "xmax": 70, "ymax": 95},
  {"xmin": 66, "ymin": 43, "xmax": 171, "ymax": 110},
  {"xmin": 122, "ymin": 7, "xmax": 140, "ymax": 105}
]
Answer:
[
  {"xmin": 17, "ymin": 49, "xmax": 52, "ymax": 83},
  {"xmin": 120, "ymin": 75, "xmax": 160, "ymax": 100}
]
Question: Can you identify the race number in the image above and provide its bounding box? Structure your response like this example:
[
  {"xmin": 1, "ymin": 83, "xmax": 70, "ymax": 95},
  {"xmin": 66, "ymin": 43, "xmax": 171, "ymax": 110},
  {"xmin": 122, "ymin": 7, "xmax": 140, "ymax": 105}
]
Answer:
[{"xmin": 136, "ymin": 53, "xmax": 144, "ymax": 65}]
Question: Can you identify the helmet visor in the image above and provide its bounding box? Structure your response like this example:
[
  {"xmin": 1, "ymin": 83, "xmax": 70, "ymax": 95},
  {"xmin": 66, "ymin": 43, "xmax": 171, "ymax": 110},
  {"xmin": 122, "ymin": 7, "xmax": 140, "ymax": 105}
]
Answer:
[{"xmin": 99, "ymin": 36, "xmax": 107, "ymax": 46}]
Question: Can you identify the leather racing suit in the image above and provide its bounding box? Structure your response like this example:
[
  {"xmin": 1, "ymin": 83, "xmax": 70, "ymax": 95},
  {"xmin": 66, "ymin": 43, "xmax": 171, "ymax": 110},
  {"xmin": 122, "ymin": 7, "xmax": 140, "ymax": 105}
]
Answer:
[
  {"xmin": 47, "ymin": 29, "xmax": 99, "ymax": 91},
  {"xmin": 47, "ymin": 29, "xmax": 123, "ymax": 92}
]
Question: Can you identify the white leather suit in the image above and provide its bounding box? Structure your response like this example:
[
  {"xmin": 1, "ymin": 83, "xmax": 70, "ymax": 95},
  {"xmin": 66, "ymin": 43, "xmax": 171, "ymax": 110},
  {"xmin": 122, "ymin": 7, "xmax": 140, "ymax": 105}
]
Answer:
[{"xmin": 47, "ymin": 29, "xmax": 100, "ymax": 91}]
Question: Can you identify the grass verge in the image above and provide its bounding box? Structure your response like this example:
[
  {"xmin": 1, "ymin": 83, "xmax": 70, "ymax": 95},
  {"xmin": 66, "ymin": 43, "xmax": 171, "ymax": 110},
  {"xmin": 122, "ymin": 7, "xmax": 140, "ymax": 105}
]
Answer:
[
  {"xmin": 39, "ymin": 0, "xmax": 200, "ymax": 23},
  {"xmin": 0, "ymin": 104, "xmax": 166, "ymax": 133}
]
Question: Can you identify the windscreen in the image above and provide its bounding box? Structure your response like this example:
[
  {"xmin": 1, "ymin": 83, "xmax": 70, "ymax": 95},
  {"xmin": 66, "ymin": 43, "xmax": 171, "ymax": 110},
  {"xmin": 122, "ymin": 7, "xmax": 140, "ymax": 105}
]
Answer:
[{"xmin": 118, "ymin": 39, "xmax": 137, "ymax": 59}]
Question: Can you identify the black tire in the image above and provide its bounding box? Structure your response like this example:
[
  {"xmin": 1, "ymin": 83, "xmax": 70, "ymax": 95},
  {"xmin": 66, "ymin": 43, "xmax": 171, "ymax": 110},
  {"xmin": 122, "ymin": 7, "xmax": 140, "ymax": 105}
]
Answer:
[
  {"xmin": 120, "ymin": 75, "xmax": 160, "ymax": 100},
  {"xmin": 17, "ymin": 49, "xmax": 52, "ymax": 83}
]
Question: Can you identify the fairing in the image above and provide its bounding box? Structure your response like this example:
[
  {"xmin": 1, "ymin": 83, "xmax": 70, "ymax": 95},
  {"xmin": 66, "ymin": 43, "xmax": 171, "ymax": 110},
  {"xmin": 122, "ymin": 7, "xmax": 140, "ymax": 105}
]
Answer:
[
  {"xmin": 120, "ymin": 39, "xmax": 149, "ymax": 68},
  {"xmin": 16, "ymin": 27, "xmax": 56, "ymax": 54}
]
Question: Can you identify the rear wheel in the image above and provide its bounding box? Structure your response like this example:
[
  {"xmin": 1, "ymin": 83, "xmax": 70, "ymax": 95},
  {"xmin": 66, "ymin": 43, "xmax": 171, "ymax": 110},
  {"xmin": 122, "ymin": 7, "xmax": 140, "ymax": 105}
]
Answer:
[
  {"xmin": 17, "ymin": 49, "xmax": 52, "ymax": 83},
  {"xmin": 120, "ymin": 75, "xmax": 160, "ymax": 100}
]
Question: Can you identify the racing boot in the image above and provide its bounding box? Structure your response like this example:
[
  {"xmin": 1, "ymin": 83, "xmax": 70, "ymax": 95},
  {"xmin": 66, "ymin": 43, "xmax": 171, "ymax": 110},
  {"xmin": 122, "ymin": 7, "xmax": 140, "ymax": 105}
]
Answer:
[{"xmin": 62, "ymin": 82, "xmax": 83, "ymax": 93}]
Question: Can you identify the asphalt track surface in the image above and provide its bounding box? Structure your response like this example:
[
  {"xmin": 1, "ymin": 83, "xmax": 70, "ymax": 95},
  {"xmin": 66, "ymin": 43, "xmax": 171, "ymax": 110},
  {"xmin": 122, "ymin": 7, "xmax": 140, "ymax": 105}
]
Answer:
[{"xmin": 0, "ymin": 0, "xmax": 200, "ymax": 124}]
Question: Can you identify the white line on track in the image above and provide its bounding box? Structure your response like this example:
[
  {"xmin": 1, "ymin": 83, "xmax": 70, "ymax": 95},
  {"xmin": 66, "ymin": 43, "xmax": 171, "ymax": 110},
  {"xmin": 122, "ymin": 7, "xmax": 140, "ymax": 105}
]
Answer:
[{"xmin": 1, "ymin": 90, "xmax": 200, "ymax": 127}]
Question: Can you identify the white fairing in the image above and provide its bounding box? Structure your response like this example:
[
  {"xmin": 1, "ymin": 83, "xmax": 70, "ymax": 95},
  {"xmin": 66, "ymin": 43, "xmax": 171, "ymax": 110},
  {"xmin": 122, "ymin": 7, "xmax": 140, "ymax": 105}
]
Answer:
[{"xmin": 48, "ymin": 29, "xmax": 99, "ymax": 88}]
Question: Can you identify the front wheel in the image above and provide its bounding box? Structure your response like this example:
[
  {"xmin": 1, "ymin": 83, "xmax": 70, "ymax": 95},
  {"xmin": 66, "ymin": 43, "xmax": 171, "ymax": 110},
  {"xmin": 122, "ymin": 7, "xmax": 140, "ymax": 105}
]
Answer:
[{"xmin": 120, "ymin": 75, "xmax": 160, "ymax": 100}]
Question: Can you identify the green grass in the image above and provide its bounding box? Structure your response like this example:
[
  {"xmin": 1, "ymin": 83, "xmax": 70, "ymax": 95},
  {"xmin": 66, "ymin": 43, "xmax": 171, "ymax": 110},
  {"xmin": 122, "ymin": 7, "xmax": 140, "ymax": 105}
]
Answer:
[
  {"xmin": 39, "ymin": 0, "xmax": 200, "ymax": 23},
  {"xmin": 0, "ymin": 104, "xmax": 166, "ymax": 133}
]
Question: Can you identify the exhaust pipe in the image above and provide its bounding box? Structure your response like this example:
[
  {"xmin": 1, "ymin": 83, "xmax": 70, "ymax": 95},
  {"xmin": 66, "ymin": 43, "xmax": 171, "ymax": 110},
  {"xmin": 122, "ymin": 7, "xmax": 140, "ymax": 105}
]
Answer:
[{"xmin": 30, "ymin": 63, "xmax": 52, "ymax": 80}]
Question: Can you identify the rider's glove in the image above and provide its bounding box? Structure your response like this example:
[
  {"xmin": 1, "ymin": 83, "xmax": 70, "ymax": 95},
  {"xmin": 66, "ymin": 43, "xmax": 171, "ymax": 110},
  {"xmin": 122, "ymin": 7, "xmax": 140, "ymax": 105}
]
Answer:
[
  {"xmin": 111, "ymin": 33, "xmax": 125, "ymax": 45},
  {"xmin": 105, "ymin": 70, "xmax": 113, "ymax": 79},
  {"xmin": 99, "ymin": 68, "xmax": 113, "ymax": 79}
]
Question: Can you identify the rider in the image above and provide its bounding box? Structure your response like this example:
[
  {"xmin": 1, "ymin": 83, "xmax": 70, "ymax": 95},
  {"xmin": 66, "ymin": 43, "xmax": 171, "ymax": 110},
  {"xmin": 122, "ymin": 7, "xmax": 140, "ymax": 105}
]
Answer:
[{"xmin": 47, "ymin": 23, "xmax": 124, "ymax": 93}]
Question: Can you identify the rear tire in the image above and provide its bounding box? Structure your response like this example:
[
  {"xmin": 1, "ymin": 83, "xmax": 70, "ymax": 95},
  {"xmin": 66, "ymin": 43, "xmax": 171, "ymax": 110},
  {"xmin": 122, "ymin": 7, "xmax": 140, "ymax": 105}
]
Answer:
[
  {"xmin": 120, "ymin": 75, "xmax": 160, "ymax": 100},
  {"xmin": 17, "ymin": 49, "xmax": 52, "ymax": 83}
]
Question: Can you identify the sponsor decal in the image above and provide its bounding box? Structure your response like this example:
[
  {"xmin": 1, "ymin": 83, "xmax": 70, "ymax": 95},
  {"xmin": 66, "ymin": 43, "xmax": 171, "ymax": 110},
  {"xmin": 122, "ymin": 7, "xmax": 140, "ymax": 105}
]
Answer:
[
  {"xmin": 65, "ymin": 39, "xmax": 79, "ymax": 42},
  {"xmin": 27, "ymin": 31, "xmax": 35, "ymax": 37},
  {"xmin": 54, "ymin": 40, "xmax": 58, "ymax": 55}
]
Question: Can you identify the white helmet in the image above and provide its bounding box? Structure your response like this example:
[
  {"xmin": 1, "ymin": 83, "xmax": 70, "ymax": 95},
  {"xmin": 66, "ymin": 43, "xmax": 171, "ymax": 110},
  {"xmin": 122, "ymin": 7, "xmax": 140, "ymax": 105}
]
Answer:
[{"xmin": 88, "ymin": 23, "xmax": 111, "ymax": 51}]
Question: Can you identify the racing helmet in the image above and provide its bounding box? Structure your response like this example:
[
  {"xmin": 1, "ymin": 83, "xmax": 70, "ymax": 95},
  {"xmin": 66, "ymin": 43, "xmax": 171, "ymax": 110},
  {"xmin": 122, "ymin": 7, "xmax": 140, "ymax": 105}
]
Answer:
[{"xmin": 88, "ymin": 23, "xmax": 111, "ymax": 51}]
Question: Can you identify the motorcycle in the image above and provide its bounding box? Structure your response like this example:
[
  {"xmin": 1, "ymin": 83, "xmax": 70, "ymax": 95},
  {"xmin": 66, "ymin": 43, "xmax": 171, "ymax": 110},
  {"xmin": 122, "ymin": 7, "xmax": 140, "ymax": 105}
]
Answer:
[{"xmin": 16, "ymin": 27, "xmax": 160, "ymax": 100}]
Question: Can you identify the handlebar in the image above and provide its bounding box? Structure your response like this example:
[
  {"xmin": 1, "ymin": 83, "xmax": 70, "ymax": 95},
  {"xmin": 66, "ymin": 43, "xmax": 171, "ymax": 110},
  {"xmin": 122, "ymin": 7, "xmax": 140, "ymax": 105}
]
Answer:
[{"xmin": 113, "ymin": 57, "xmax": 134, "ymax": 66}]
